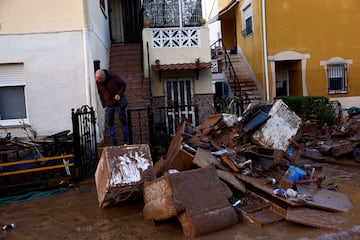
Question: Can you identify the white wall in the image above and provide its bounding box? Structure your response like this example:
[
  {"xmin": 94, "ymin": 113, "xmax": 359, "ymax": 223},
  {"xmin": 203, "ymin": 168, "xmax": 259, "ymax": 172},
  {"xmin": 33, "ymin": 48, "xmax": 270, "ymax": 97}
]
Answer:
[
  {"xmin": 203, "ymin": 0, "xmax": 221, "ymax": 44},
  {"xmin": 0, "ymin": 0, "xmax": 111, "ymax": 141},
  {"xmin": 0, "ymin": 31, "xmax": 87, "ymax": 137}
]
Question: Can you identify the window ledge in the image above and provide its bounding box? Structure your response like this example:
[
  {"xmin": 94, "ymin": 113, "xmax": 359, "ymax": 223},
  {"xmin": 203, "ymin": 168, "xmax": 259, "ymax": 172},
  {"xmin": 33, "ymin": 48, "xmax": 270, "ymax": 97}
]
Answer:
[
  {"xmin": 0, "ymin": 119, "xmax": 29, "ymax": 127},
  {"xmin": 328, "ymin": 90, "xmax": 348, "ymax": 95}
]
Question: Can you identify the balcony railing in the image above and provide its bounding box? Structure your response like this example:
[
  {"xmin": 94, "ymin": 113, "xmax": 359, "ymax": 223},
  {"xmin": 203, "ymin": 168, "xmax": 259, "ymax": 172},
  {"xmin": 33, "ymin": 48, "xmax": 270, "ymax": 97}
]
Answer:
[
  {"xmin": 151, "ymin": 27, "xmax": 200, "ymax": 48},
  {"xmin": 143, "ymin": 0, "xmax": 202, "ymax": 28}
]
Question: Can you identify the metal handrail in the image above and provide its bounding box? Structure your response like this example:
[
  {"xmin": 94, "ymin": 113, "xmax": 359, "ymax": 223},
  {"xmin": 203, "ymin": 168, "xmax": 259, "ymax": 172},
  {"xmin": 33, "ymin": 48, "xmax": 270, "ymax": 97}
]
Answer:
[{"xmin": 210, "ymin": 38, "xmax": 250, "ymax": 114}]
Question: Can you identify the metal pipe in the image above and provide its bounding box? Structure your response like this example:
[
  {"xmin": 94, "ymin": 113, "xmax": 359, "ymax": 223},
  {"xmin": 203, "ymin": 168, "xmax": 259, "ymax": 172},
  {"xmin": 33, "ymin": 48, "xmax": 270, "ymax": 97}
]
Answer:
[
  {"xmin": 82, "ymin": 0, "xmax": 92, "ymax": 106},
  {"xmin": 262, "ymin": 0, "xmax": 270, "ymax": 101}
]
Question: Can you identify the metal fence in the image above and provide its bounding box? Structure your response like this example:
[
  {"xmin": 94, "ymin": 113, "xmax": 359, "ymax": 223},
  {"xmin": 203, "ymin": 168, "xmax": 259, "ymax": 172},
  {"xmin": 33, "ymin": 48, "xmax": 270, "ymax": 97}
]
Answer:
[
  {"xmin": 127, "ymin": 104, "xmax": 198, "ymax": 159},
  {"xmin": 71, "ymin": 105, "xmax": 98, "ymax": 179}
]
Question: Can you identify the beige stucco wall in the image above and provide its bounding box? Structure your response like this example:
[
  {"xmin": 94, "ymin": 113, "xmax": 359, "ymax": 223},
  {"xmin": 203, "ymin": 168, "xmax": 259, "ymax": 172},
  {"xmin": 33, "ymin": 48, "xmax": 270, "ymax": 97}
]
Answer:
[
  {"xmin": 142, "ymin": 27, "xmax": 212, "ymax": 97},
  {"xmin": 0, "ymin": 0, "xmax": 83, "ymax": 34}
]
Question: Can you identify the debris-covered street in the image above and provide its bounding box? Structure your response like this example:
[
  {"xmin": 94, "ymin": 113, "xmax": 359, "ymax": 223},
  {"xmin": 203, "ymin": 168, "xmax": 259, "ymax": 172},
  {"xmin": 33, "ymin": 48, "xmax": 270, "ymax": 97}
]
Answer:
[
  {"xmin": 1, "ymin": 99, "xmax": 360, "ymax": 239},
  {"xmin": 0, "ymin": 158, "xmax": 359, "ymax": 239}
]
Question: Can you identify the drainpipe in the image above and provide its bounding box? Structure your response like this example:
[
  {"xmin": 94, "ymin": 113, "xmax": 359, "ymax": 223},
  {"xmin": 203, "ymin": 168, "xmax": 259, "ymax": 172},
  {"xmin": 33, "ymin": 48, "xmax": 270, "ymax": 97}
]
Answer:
[
  {"xmin": 82, "ymin": 0, "xmax": 92, "ymax": 106},
  {"xmin": 262, "ymin": 0, "xmax": 270, "ymax": 101}
]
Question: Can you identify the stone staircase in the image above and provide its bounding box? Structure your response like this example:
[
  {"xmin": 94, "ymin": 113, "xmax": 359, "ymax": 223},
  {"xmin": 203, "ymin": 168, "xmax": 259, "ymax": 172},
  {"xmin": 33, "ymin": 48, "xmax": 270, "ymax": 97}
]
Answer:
[
  {"xmin": 102, "ymin": 43, "xmax": 152, "ymax": 146},
  {"xmin": 224, "ymin": 53, "xmax": 263, "ymax": 105}
]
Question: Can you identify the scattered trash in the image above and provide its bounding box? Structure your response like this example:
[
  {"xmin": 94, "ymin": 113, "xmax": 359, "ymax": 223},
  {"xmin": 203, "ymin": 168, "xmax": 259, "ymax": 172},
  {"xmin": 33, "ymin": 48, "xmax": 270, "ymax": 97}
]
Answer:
[
  {"xmin": 266, "ymin": 178, "xmax": 277, "ymax": 185},
  {"xmin": 287, "ymin": 165, "xmax": 307, "ymax": 183},
  {"xmin": 2, "ymin": 223, "xmax": 16, "ymax": 230},
  {"xmin": 273, "ymin": 189, "xmax": 288, "ymax": 198},
  {"xmin": 230, "ymin": 199, "xmax": 242, "ymax": 207},
  {"xmin": 286, "ymin": 188, "xmax": 298, "ymax": 198}
]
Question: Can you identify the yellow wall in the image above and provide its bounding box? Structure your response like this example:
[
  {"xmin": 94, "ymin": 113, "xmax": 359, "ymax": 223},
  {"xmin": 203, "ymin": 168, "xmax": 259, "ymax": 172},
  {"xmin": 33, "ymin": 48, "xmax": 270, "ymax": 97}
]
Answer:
[
  {"xmin": 218, "ymin": 0, "xmax": 234, "ymax": 10},
  {"xmin": 219, "ymin": 0, "xmax": 266, "ymax": 99},
  {"xmin": 235, "ymin": 0, "xmax": 265, "ymax": 97},
  {"xmin": 0, "ymin": 0, "xmax": 83, "ymax": 34},
  {"xmin": 265, "ymin": 0, "xmax": 360, "ymax": 98},
  {"xmin": 219, "ymin": 0, "xmax": 360, "ymax": 103}
]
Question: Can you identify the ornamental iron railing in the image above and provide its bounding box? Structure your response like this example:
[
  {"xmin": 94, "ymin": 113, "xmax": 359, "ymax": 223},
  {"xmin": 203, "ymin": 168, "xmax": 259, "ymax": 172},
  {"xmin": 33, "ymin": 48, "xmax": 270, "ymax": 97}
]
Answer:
[{"xmin": 143, "ymin": 0, "xmax": 202, "ymax": 28}]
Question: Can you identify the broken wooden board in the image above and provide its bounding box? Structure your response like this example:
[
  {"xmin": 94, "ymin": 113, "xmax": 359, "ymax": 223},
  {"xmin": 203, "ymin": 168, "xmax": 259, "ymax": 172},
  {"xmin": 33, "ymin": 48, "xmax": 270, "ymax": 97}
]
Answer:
[
  {"xmin": 216, "ymin": 169, "xmax": 246, "ymax": 193},
  {"xmin": 235, "ymin": 190, "xmax": 285, "ymax": 226},
  {"xmin": 163, "ymin": 120, "xmax": 196, "ymax": 173},
  {"xmin": 241, "ymin": 207, "xmax": 284, "ymax": 226},
  {"xmin": 197, "ymin": 114, "xmax": 223, "ymax": 132},
  {"xmin": 235, "ymin": 174, "xmax": 302, "ymax": 207},
  {"xmin": 192, "ymin": 147, "xmax": 224, "ymax": 169},
  {"xmin": 286, "ymin": 207, "xmax": 347, "ymax": 230},
  {"xmin": 193, "ymin": 148, "xmax": 245, "ymax": 192},
  {"xmin": 296, "ymin": 184, "xmax": 352, "ymax": 212}
]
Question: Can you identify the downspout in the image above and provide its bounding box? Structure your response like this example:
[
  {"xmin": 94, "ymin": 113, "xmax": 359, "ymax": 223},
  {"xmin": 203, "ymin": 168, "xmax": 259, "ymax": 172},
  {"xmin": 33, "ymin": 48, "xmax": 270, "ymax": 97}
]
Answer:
[
  {"xmin": 262, "ymin": 0, "xmax": 270, "ymax": 101},
  {"xmin": 82, "ymin": 0, "xmax": 92, "ymax": 106}
]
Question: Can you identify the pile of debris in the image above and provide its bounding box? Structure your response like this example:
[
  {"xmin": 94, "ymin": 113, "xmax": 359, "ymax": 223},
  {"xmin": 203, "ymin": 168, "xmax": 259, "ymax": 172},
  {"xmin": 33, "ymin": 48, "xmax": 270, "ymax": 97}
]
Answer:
[{"xmin": 95, "ymin": 99, "xmax": 359, "ymax": 238}]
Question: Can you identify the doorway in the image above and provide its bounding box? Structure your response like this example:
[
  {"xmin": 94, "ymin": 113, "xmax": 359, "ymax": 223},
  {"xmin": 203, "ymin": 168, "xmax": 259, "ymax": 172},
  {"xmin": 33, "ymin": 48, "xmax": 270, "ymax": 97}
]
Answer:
[
  {"xmin": 164, "ymin": 78, "xmax": 195, "ymax": 135},
  {"xmin": 109, "ymin": 0, "xmax": 143, "ymax": 43},
  {"xmin": 275, "ymin": 70, "xmax": 288, "ymax": 97},
  {"xmin": 275, "ymin": 60, "xmax": 302, "ymax": 97}
]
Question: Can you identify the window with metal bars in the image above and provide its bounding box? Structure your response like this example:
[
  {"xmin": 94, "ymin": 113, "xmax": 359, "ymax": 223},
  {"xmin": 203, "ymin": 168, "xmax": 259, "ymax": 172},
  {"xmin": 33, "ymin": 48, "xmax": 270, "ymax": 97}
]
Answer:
[
  {"xmin": 327, "ymin": 63, "xmax": 348, "ymax": 94},
  {"xmin": 143, "ymin": 0, "xmax": 202, "ymax": 28},
  {"xmin": 241, "ymin": 4, "xmax": 253, "ymax": 37},
  {"xmin": 164, "ymin": 78, "xmax": 195, "ymax": 135}
]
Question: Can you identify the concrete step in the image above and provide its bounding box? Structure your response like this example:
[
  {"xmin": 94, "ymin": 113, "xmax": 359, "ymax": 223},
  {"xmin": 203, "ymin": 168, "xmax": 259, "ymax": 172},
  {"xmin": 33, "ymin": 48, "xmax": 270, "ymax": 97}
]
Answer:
[{"xmin": 102, "ymin": 43, "xmax": 152, "ymax": 146}]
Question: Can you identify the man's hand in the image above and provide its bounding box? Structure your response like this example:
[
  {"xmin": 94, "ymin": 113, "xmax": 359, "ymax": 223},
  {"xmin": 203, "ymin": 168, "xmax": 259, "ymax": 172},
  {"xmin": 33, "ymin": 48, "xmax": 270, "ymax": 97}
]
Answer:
[{"xmin": 114, "ymin": 94, "xmax": 120, "ymax": 101}]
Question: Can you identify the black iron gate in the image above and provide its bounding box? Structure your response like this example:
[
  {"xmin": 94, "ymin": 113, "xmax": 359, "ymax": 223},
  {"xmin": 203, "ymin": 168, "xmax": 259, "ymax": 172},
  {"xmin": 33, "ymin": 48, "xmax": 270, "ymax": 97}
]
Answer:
[
  {"xmin": 127, "ymin": 104, "xmax": 198, "ymax": 160},
  {"xmin": 71, "ymin": 105, "xmax": 98, "ymax": 179}
]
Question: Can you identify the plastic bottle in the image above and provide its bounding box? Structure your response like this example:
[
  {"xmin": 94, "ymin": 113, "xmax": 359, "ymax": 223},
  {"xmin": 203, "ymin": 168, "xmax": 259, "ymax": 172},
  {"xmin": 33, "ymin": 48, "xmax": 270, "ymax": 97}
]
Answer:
[
  {"xmin": 232, "ymin": 199, "xmax": 242, "ymax": 207},
  {"xmin": 286, "ymin": 146, "xmax": 293, "ymax": 156},
  {"xmin": 2, "ymin": 223, "xmax": 16, "ymax": 230}
]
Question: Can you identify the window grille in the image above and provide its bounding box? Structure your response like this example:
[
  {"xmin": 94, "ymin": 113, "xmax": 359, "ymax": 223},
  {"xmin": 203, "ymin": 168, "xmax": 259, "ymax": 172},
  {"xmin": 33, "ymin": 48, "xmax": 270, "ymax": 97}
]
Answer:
[
  {"xmin": 165, "ymin": 78, "xmax": 195, "ymax": 135},
  {"xmin": 327, "ymin": 63, "xmax": 348, "ymax": 93},
  {"xmin": 143, "ymin": 0, "xmax": 202, "ymax": 28},
  {"xmin": 242, "ymin": 4, "xmax": 253, "ymax": 37}
]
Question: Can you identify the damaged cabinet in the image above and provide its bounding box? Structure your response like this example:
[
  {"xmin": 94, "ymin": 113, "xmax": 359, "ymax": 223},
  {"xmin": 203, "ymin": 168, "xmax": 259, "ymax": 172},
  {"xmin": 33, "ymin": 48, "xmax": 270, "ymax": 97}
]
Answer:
[{"xmin": 95, "ymin": 144, "xmax": 155, "ymax": 208}]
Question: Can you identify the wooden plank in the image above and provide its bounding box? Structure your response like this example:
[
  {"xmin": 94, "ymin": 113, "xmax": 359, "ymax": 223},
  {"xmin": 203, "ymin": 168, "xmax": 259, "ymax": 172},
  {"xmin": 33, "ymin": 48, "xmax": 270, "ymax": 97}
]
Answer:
[
  {"xmin": 236, "ymin": 191, "xmax": 285, "ymax": 226},
  {"xmin": 241, "ymin": 207, "xmax": 284, "ymax": 226},
  {"xmin": 197, "ymin": 114, "xmax": 223, "ymax": 132},
  {"xmin": 220, "ymin": 155, "xmax": 239, "ymax": 173},
  {"xmin": 216, "ymin": 169, "xmax": 246, "ymax": 193},
  {"xmin": 296, "ymin": 184, "xmax": 352, "ymax": 212},
  {"xmin": 192, "ymin": 147, "xmax": 224, "ymax": 169},
  {"xmin": 286, "ymin": 207, "xmax": 347, "ymax": 230},
  {"xmin": 235, "ymin": 174, "xmax": 302, "ymax": 207}
]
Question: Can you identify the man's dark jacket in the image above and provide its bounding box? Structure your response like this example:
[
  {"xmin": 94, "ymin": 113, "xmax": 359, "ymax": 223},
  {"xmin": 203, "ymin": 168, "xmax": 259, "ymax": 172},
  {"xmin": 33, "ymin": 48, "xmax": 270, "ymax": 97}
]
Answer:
[{"xmin": 96, "ymin": 70, "xmax": 126, "ymax": 108}]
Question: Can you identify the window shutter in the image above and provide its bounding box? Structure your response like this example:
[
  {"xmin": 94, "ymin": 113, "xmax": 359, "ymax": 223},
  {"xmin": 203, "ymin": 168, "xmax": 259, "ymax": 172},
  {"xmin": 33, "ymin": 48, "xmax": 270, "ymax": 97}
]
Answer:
[{"xmin": 0, "ymin": 64, "xmax": 25, "ymax": 86}]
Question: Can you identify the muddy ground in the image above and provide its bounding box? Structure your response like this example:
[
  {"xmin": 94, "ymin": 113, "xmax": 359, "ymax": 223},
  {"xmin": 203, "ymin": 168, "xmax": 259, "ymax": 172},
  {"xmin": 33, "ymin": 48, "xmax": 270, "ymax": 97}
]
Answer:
[{"xmin": 1, "ymin": 155, "xmax": 360, "ymax": 240}]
